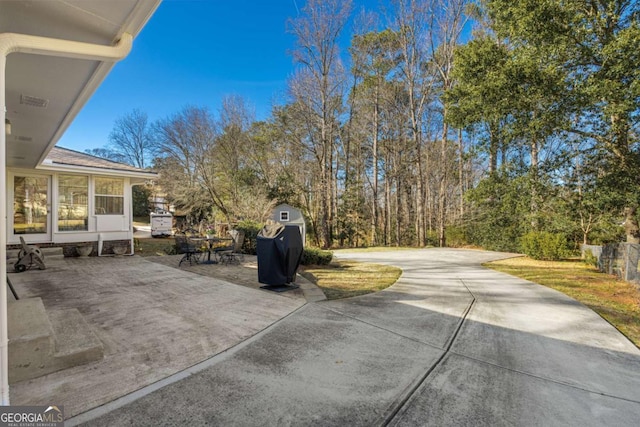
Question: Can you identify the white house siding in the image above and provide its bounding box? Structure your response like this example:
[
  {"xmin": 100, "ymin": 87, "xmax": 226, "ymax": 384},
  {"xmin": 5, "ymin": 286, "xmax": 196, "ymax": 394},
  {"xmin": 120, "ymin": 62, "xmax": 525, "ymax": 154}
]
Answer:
[{"xmin": 7, "ymin": 168, "xmax": 135, "ymax": 245}]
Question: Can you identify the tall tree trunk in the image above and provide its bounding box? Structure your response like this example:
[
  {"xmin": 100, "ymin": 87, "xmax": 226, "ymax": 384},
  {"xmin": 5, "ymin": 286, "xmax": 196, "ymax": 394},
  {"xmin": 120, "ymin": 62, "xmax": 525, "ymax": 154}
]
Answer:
[
  {"xmin": 321, "ymin": 79, "xmax": 332, "ymax": 249},
  {"xmin": 320, "ymin": 147, "xmax": 331, "ymax": 248},
  {"xmin": 333, "ymin": 148, "xmax": 340, "ymax": 245},
  {"xmin": 488, "ymin": 122, "xmax": 498, "ymax": 174},
  {"xmin": 385, "ymin": 176, "xmax": 392, "ymax": 246},
  {"xmin": 413, "ymin": 129, "xmax": 425, "ymax": 246},
  {"xmin": 439, "ymin": 121, "xmax": 449, "ymax": 247},
  {"xmin": 458, "ymin": 129, "xmax": 464, "ymax": 220},
  {"xmin": 611, "ymin": 113, "xmax": 638, "ymax": 244},
  {"xmin": 425, "ymin": 141, "xmax": 432, "ymax": 235},
  {"xmin": 530, "ymin": 136, "xmax": 540, "ymax": 230},
  {"xmin": 395, "ymin": 176, "xmax": 401, "ymax": 246},
  {"xmin": 371, "ymin": 88, "xmax": 380, "ymax": 246},
  {"xmin": 624, "ymin": 206, "xmax": 640, "ymax": 244}
]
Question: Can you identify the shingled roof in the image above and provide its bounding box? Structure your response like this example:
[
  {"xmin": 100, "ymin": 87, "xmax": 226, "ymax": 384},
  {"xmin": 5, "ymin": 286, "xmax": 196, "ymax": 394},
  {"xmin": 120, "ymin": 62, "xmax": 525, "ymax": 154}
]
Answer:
[{"xmin": 45, "ymin": 146, "xmax": 155, "ymax": 174}]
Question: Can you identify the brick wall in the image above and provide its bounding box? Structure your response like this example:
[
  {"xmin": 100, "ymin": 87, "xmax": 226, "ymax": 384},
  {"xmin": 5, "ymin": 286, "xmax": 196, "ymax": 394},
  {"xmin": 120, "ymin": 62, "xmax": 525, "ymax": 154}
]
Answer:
[{"xmin": 7, "ymin": 240, "xmax": 131, "ymax": 256}]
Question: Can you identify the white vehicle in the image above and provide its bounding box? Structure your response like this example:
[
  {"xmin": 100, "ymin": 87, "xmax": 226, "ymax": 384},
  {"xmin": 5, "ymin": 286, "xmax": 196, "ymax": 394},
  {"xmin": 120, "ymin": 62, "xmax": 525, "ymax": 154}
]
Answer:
[{"xmin": 150, "ymin": 211, "xmax": 173, "ymax": 237}]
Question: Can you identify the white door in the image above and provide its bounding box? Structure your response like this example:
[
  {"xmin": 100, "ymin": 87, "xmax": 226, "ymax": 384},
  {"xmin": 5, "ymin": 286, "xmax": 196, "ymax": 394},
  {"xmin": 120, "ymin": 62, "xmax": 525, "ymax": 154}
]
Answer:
[{"xmin": 12, "ymin": 174, "xmax": 51, "ymax": 243}]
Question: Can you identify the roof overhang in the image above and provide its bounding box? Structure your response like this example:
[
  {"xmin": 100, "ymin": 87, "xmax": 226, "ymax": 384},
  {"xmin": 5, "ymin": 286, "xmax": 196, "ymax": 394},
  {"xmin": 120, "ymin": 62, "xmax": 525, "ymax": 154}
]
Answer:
[
  {"xmin": 37, "ymin": 164, "xmax": 158, "ymax": 184},
  {"xmin": 36, "ymin": 162, "xmax": 159, "ymax": 182},
  {"xmin": 1, "ymin": 0, "xmax": 161, "ymax": 169}
]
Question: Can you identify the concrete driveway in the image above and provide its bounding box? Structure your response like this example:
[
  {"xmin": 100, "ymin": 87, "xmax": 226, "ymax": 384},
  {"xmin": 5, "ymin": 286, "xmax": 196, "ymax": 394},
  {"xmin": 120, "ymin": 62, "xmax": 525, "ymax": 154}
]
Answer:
[{"xmin": 72, "ymin": 248, "xmax": 640, "ymax": 426}]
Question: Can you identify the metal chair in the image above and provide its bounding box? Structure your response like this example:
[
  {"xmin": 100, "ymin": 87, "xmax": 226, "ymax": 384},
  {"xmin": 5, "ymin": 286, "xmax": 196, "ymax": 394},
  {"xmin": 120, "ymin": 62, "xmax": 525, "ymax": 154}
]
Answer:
[
  {"xmin": 230, "ymin": 229, "xmax": 245, "ymax": 263},
  {"xmin": 175, "ymin": 234, "xmax": 202, "ymax": 267},
  {"xmin": 214, "ymin": 231, "xmax": 242, "ymax": 265}
]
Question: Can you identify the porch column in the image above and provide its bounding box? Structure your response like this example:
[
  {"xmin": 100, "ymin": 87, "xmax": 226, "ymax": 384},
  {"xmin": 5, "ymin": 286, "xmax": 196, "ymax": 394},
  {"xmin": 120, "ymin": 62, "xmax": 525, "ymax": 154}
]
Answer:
[
  {"xmin": 0, "ymin": 53, "xmax": 9, "ymax": 405},
  {"xmin": 0, "ymin": 30, "xmax": 134, "ymax": 406}
]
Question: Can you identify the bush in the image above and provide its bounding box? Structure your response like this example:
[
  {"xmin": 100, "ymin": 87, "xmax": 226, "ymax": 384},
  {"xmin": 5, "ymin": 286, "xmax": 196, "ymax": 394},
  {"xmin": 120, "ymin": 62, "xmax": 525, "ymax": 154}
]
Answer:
[
  {"xmin": 424, "ymin": 230, "xmax": 439, "ymax": 247},
  {"xmin": 236, "ymin": 220, "xmax": 263, "ymax": 255},
  {"xmin": 583, "ymin": 249, "xmax": 598, "ymax": 268},
  {"xmin": 445, "ymin": 226, "xmax": 468, "ymax": 248},
  {"xmin": 132, "ymin": 185, "xmax": 151, "ymax": 217},
  {"xmin": 520, "ymin": 231, "xmax": 569, "ymax": 260},
  {"xmin": 301, "ymin": 247, "xmax": 333, "ymax": 265}
]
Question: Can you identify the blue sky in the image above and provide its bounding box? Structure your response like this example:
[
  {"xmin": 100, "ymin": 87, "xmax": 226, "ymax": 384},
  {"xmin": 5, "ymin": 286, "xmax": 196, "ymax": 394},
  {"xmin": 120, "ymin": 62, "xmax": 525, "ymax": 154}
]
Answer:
[{"xmin": 58, "ymin": 0, "xmax": 381, "ymax": 152}]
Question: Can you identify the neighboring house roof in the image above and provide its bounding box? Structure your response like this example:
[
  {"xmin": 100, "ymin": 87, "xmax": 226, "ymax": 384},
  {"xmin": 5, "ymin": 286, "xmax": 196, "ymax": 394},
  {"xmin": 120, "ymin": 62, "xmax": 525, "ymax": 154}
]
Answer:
[{"xmin": 40, "ymin": 146, "xmax": 157, "ymax": 178}]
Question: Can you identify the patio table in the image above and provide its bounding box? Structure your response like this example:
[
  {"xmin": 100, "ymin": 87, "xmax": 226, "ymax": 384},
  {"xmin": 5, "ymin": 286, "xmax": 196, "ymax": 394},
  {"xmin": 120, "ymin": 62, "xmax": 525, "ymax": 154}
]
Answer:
[{"xmin": 192, "ymin": 237, "xmax": 233, "ymax": 264}]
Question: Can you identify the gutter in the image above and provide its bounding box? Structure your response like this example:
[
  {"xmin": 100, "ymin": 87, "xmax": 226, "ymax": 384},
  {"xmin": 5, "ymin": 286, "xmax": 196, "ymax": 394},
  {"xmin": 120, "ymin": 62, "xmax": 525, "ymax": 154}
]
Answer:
[
  {"xmin": 37, "ymin": 162, "xmax": 159, "ymax": 179},
  {"xmin": 0, "ymin": 32, "xmax": 132, "ymax": 61},
  {"xmin": 0, "ymin": 31, "xmax": 133, "ymax": 405}
]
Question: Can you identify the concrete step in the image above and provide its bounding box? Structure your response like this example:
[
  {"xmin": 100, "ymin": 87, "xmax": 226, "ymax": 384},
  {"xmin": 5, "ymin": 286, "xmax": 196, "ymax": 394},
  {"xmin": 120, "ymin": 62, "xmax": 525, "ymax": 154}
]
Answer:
[
  {"xmin": 8, "ymin": 298, "xmax": 55, "ymax": 383},
  {"xmin": 49, "ymin": 309, "xmax": 103, "ymax": 365},
  {"xmin": 7, "ymin": 298, "xmax": 104, "ymax": 383}
]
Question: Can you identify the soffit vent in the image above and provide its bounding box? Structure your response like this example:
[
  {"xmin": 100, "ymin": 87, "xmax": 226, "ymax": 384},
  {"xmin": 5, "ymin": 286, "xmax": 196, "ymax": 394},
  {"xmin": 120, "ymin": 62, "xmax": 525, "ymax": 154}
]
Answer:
[
  {"xmin": 15, "ymin": 135, "xmax": 33, "ymax": 142},
  {"xmin": 20, "ymin": 94, "xmax": 49, "ymax": 108}
]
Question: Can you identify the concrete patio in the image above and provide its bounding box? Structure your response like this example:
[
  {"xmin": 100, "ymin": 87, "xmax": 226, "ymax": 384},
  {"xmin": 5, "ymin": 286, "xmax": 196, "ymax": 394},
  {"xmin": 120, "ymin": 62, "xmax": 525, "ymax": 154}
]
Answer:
[{"xmin": 7, "ymin": 254, "xmax": 308, "ymax": 418}]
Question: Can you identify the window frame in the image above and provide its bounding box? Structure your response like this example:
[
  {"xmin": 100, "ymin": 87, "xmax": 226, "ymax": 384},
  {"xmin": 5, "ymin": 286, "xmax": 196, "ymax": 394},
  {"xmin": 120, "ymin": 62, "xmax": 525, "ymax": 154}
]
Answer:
[
  {"xmin": 57, "ymin": 174, "xmax": 89, "ymax": 232},
  {"xmin": 94, "ymin": 177, "xmax": 125, "ymax": 215}
]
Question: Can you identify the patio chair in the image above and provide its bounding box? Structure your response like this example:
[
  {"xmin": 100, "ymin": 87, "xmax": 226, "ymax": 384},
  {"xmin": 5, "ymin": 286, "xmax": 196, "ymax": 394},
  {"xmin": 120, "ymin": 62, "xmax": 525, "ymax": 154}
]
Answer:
[
  {"xmin": 175, "ymin": 234, "xmax": 202, "ymax": 267},
  {"xmin": 230, "ymin": 229, "xmax": 245, "ymax": 263},
  {"xmin": 14, "ymin": 237, "xmax": 46, "ymax": 272},
  {"xmin": 214, "ymin": 231, "xmax": 241, "ymax": 265}
]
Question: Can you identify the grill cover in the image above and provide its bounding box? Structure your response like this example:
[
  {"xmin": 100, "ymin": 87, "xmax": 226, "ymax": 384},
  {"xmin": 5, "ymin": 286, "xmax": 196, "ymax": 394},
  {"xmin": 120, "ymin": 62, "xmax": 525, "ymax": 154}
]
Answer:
[{"xmin": 256, "ymin": 224, "xmax": 303, "ymax": 286}]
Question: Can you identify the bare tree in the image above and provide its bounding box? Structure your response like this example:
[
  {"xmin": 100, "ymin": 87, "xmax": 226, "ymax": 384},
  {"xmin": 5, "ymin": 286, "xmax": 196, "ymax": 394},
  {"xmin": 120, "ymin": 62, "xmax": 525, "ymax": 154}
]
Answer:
[
  {"xmin": 216, "ymin": 95, "xmax": 255, "ymax": 209},
  {"xmin": 154, "ymin": 102, "xmax": 280, "ymax": 226},
  {"xmin": 288, "ymin": 0, "xmax": 353, "ymax": 248},
  {"xmin": 390, "ymin": 0, "xmax": 436, "ymax": 246},
  {"xmin": 154, "ymin": 106, "xmax": 230, "ymax": 222},
  {"xmin": 108, "ymin": 108, "xmax": 155, "ymax": 169},
  {"xmin": 350, "ymin": 29, "xmax": 402, "ymax": 246},
  {"xmin": 429, "ymin": 0, "xmax": 469, "ymax": 246}
]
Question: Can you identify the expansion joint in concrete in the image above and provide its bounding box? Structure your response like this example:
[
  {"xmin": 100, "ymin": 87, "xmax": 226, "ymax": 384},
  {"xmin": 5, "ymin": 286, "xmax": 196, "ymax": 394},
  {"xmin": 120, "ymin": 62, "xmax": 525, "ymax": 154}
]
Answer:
[
  {"xmin": 379, "ymin": 279, "xmax": 476, "ymax": 426},
  {"xmin": 450, "ymin": 350, "xmax": 640, "ymax": 405},
  {"xmin": 65, "ymin": 303, "xmax": 309, "ymax": 427},
  {"xmin": 318, "ymin": 305, "xmax": 442, "ymax": 350}
]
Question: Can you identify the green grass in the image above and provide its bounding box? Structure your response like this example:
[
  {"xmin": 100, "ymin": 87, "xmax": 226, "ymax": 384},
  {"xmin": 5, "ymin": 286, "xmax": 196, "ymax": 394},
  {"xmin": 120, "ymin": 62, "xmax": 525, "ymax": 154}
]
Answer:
[
  {"xmin": 135, "ymin": 237, "xmax": 175, "ymax": 257},
  {"xmin": 133, "ymin": 216, "xmax": 150, "ymax": 226},
  {"xmin": 301, "ymin": 260, "xmax": 402, "ymax": 300},
  {"xmin": 486, "ymin": 257, "xmax": 640, "ymax": 348}
]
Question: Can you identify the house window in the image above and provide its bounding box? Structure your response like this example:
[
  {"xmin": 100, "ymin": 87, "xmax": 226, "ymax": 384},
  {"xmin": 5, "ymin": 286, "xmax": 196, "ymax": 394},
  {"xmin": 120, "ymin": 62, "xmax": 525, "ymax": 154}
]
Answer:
[
  {"xmin": 280, "ymin": 211, "xmax": 289, "ymax": 222},
  {"xmin": 95, "ymin": 177, "xmax": 124, "ymax": 215},
  {"xmin": 58, "ymin": 175, "xmax": 88, "ymax": 231},
  {"xmin": 13, "ymin": 175, "xmax": 48, "ymax": 234}
]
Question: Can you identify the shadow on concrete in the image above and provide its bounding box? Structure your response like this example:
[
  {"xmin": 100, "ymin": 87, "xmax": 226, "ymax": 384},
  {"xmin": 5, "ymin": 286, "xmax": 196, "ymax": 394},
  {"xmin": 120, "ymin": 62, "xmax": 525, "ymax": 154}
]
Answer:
[
  {"xmin": 8, "ymin": 256, "xmax": 305, "ymax": 418},
  {"xmin": 77, "ymin": 250, "xmax": 640, "ymax": 426}
]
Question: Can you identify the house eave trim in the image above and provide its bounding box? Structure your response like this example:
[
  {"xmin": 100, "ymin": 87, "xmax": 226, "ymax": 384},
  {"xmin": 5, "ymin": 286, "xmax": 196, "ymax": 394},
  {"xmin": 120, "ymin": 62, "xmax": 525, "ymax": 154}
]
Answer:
[{"xmin": 36, "ymin": 163, "xmax": 158, "ymax": 179}]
